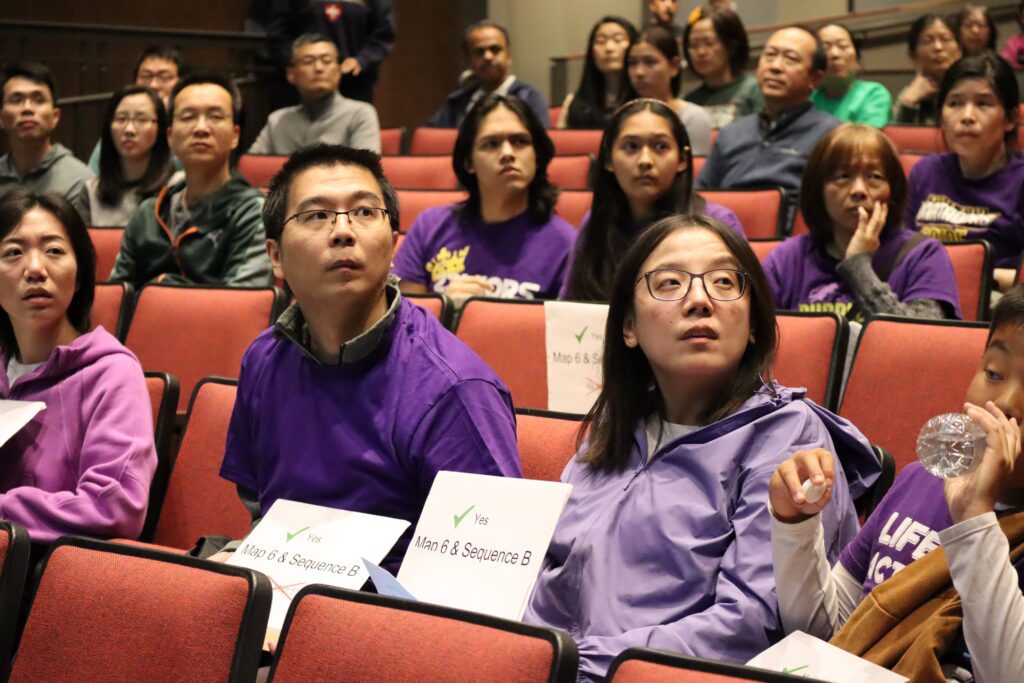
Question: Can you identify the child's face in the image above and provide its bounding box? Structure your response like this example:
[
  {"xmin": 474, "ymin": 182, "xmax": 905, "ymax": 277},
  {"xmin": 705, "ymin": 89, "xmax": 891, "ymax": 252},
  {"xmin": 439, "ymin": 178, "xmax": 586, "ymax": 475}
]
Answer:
[{"xmin": 966, "ymin": 322, "xmax": 1024, "ymax": 489}]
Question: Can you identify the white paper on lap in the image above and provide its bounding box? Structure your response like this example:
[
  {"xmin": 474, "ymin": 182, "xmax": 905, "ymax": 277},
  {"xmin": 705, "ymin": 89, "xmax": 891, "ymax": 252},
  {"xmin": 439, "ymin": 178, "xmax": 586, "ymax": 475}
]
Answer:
[
  {"xmin": 0, "ymin": 400, "xmax": 45, "ymax": 448},
  {"xmin": 544, "ymin": 300, "xmax": 608, "ymax": 414},
  {"xmin": 747, "ymin": 631, "xmax": 908, "ymax": 682}
]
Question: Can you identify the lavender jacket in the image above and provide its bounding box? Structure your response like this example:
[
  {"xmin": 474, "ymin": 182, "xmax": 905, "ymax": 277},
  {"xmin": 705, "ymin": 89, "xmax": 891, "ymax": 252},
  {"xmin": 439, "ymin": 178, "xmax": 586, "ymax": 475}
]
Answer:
[
  {"xmin": 524, "ymin": 386, "xmax": 880, "ymax": 681},
  {"xmin": 0, "ymin": 327, "xmax": 156, "ymax": 542}
]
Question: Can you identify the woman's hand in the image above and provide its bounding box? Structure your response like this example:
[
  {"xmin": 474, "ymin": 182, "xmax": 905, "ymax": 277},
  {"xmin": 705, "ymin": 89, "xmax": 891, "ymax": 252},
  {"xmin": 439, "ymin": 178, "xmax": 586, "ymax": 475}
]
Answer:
[
  {"xmin": 443, "ymin": 274, "xmax": 496, "ymax": 303},
  {"xmin": 845, "ymin": 201, "xmax": 887, "ymax": 259},
  {"xmin": 769, "ymin": 448, "xmax": 836, "ymax": 524},
  {"xmin": 945, "ymin": 401, "xmax": 1021, "ymax": 523},
  {"xmin": 900, "ymin": 72, "xmax": 939, "ymax": 107}
]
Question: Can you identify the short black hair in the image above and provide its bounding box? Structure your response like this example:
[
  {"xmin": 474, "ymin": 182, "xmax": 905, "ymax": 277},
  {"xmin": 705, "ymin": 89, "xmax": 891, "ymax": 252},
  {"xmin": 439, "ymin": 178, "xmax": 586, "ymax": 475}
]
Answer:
[
  {"xmin": 0, "ymin": 61, "xmax": 57, "ymax": 103},
  {"xmin": 989, "ymin": 285, "xmax": 1024, "ymax": 342},
  {"xmin": 954, "ymin": 5, "xmax": 998, "ymax": 52},
  {"xmin": 0, "ymin": 189, "xmax": 96, "ymax": 355},
  {"xmin": 939, "ymin": 52, "xmax": 1020, "ymax": 149},
  {"xmin": 908, "ymin": 15, "xmax": 958, "ymax": 58},
  {"xmin": 290, "ymin": 33, "xmax": 338, "ymax": 61},
  {"xmin": 263, "ymin": 144, "xmax": 400, "ymax": 242},
  {"xmin": 684, "ymin": 7, "xmax": 750, "ymax": 78},
  {"xmin": 132, "ymin": 45, "xmax": 189, "ymax": 82},
  {"xmin": 451, "ymin": 93, "xmax": 557, "ymax": 226},
  {"xmin": 168, "ymin": 72, "xmax": 242, "ymax": 124},
  {"xmin": 788, "ymin": 24, "xmax": 828, "ymax": 73},
  {"xmin": 463, "ymin": 20, "xmax": 510, "ymax": 54},
  {"xmin": 819, "ymin": 23, "xmax": 861, "ymax": 59}
]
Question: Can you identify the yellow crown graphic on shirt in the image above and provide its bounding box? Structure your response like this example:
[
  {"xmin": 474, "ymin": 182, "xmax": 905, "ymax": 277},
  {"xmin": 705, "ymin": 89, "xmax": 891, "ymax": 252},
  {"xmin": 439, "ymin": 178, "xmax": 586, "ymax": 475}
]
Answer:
[{"xmin": 426, "ymin": 245, "xmax": 470, "ymax": 280}]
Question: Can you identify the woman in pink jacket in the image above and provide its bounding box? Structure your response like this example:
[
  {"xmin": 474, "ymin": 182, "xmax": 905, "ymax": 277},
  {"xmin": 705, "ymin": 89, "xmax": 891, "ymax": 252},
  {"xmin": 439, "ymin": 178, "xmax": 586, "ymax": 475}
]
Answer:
[{"xmin": 0, "ymin": 189, "xmax": 156, "ymax": 544}]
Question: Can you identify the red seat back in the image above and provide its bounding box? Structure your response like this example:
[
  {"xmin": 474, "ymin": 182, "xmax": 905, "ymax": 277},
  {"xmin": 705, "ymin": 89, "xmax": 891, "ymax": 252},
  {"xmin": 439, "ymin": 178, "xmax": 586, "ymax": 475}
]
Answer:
[
  {"xmin": 151, "ymin": 378, "xmax": 251, "ymax": 548},
  {"xmin": 11, "ymin": 538, "xmax": 270, "ymax": 683},
  {"xmin": 840, "ymin": 317, "xmax": 988, "ymax": 473},
  {"xmin": 791, "ymin": 209, "xmax": 809, "ymax": 236},
  {"xmin": 608, "ymin": 648, "xmax": 809, "ymax": 682},
  {"xmin": 380, "ymin": 127, "xmax": 403, "ymax": 155},
  {"xmin": 0, "ymin": 522, "xmax": 29, "ymax": 682},
  {"xmin": 899, "ymin": 152, "xmax": 927, "ymax": 179},
  {"xmin": 396, "ymin": 189, "xmax": 467, "ymax": 231},
  {"xmin": 88, "ymin": 226, "xmax": 125, "ymax": 282},
  {"xmin": 693, "ymin": 156, "xmax": 706, "ymax": 178},
  {"xmin": 775, "ymin": 312, "xmax": 846, "ymax": 410},
  {"xmin": 92, "ymin": 282, "xmax": 131, "ymax": 337},
  {"xmin": 455, "ymin": 299, "xmax": 547, "ymax": 410},
  {"xmin": 516, "ymin": 411, "xmax": 581, "ymax": 482},
  {"xmin": 548, "ymin": 129, "xmax": 602, "ymax": 156},
  {"xmin": 555, "ymin": 191, "xmax": 592, "ymax": 228},
  {"xmin": 548, "ymin": 106, "xmax": 562, "ymax": 125},
  {"xmin": 408, "ymin": 128, "xmax": 458, "ymax": 155},
  {"xmin": 749, "ymin": 239, "xmax": 783, "ymax": 263},
  {"xmin": 883, "ymin": 126, "xmax": 946, "ymax": 153},
  {"xmin": 548, "ymin": 155, "xmax": 590, "ymax": 190},
  {"xmin": 237, "ymin": 154, "xmax": 287, "ymax": 189},
  {"xmin": 269, "ymin": 585, "xmax": 577, "ymax": 683},
  {"xmin": 943, "ymin": 240, "xmax": 991, "ymax": 321},
  {"xmin": 700, "ymin": 188, "xmax": 784, "ymax": 239},
  {"xmin": 382, "ymin": 156, "xmax": 459, "ymax": 190},
  {"xmin": 405, "ymin": 293, "xmax": 451, "ymax": 327},
  {"xmin": 140, "ymin": 372, "xmax": 180, "ymax": 542},
  {"xmin": 124, "ymin": 284, "xmax": 285, "ymax": 414}
]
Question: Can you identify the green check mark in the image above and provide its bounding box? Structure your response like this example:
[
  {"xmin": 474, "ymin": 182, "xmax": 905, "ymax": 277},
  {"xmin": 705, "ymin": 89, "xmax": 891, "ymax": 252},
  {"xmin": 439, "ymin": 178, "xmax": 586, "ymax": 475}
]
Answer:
[
  {"xmin": 453, "ymin": 505, "xmax": 475, "ymax": 528},
  {"xmin": 782, "ymin": 665, "xmax": 809, "ymax": 674},
  {"xmin": 574, "ymin": 326, "xmax": 588, "ymax": 344},
  {"xmin": 286, "ymin": 526, "xmax": 310, "ymax": 543}
]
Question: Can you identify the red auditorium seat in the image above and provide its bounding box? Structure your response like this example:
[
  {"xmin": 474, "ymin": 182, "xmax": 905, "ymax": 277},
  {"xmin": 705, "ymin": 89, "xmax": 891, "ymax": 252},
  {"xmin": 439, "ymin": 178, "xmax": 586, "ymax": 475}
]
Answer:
[
  {"xmin": 382, "ymin": 156, "xmax": 459, "ymax": 190},
  {"xmin": 140, "ymin": 372, "xmax": 180, "ymax": 542},
  {"xmin": 404, "ymin": 292, "xmax": 452, "ymax": 327},
  {"xmin": 237, "ymin": 154, "xmax": 287, "ymax": 189},
  {"xmin": 775, "ymin": 311, "xmax": 847, "ymax": 410},
  {"xmin": 88, "ymin": 226, "xmax": 125, "ymax": 281},
  {"xmin": 548, "ymin": 105, "xmax": 563, "ymax": 125},
  {"xmin": 11, "ymin": 537, "xmax": 270, "ymax": 683},
  {"xmin": 840, "ymin": 316, "xmax": 988, "ymax": 473},
  {"xmin": 608, "ymin": 647, "xmax": 813, "ymax": 682},
  {"xmin": 748, "ymin": 238, "xmax": 783, "ymax": 262},
  {"xmin": 882, "ymin": 126, "xmax": 946, "ymax": 153},
  {"xmin": 693, "ymin": 156, "xmax": 706, "ymax": 178},
  {"xmin": 396, "ymin": 189, "xmax": 467, "ymax": 231},
  {"xmin": 899, "ymin": 152, "xmax": 927, "ymax": 179},
  {"xmin": 380, "ymin": 127, "xmax": 404, "ymax": 155},
  {"xmin": 548, "ymin": 155, "xmax": 591, "ymax": 190},
  {"xmin": 548, "ymin": 129, "xmax": 602, "ymax": 156},
  {"xmin": 149, "ymin": 378, "xmax": 252, "ymax": 550},
  {"xmin": 408, "ymin": 128, "xmax": 458, "ymax": 155},
  {"xmin": 268, "ymin": 584, "xmax": 578, "ymax": 683},
  {"xmin": 394, "ymin": 232, "xmax": 405, "ymax": 254},
  {"xmin": 790, "ymin": 210, "xmax": 809, "ymax": 236},
  {"xmin": 516, "ymin": 409, "xmax": 582, "ymax": 482},
  {"xmin": 555, "ymin": 191, "xmax": 591, "ymax": 227},
  {"xmin": 92, "ymin": 281, "xmax": 132, "ymax": 338},
  {"xmin": 700, "ymin": 188, "xmax": 785, "ymax": 239},
  {"xmin": 944, "ymin": 240, "xmax": 992, "ymax": 321},
  {"xmin": 0, "ymin": 521, "xmax": 29, "ymax": 682}
]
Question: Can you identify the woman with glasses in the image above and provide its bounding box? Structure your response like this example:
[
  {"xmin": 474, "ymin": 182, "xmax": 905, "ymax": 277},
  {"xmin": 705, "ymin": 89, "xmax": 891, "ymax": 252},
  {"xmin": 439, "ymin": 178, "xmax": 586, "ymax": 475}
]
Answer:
[
  {"xmin": 557, "ymin": 16, "xmax": 637, "ymax": 129},
  {"xmin": 561, "ymin": 98, "xmax": 740, "ymax": 302},
  {"xmin": 682, "ymin": 6, "xmax": 762, "ymax": 130},
  {"xmin": 526, "ymin": 214, "xmax": 881, "ymax": 682},
  {"xmin": 895, "ymin": 15, "xmax": 962, "ymax": 125},
  {"xmin": 955, "ymin": 4, "xmax": 998, "ymax": 57},
  {"xmin": 763, "ymin": 124, "xmax": 960, "ymax": 320},
  {"xmin": 79, "ymin": 86, "xmax": 176, "ymax": 227},
  {"xmin": 393, "ymin": 94, "xmax": 576, "ymax": 302}
]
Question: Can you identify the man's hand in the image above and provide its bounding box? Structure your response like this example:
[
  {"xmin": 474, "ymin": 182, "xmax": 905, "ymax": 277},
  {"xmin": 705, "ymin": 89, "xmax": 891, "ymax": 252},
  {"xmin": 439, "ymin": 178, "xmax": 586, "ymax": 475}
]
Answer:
[
  {"xmin": 845, "ymin": 201, "xmax": 887, "ymax": 259},
  {"xmin": 341, "ymin": 57, "xmax": 362, "ymax": 76},
  {"xmin": 945, "ymin": 401, "xmax": 1021, "ymax": 523}
]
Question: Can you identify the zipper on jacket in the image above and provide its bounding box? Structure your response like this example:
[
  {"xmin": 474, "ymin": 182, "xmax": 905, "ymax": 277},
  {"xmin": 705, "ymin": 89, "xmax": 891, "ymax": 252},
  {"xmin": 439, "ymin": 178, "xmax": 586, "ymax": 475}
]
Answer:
[{"xmin": 624, "ymin": 458, "xmax": 646, "ymax": 491}]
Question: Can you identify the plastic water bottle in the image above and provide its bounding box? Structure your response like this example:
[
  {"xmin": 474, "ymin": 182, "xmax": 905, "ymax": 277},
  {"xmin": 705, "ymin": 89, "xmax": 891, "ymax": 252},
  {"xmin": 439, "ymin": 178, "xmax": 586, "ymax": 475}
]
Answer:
[{"xmin": 915, "ymin": 413, "xmax": 986, "ymax": 478}]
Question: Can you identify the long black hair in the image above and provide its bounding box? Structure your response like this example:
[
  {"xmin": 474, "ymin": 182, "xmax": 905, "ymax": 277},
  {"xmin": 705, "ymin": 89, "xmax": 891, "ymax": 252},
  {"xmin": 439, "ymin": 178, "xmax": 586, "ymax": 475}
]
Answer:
[
  {"xmin": 97, "ymin": 85, "xmax": 174, "ymax": 208},
  {"xmin": 0, "ymin": 190, "xmax": 97, "ymax": 356},
  {"xmin": 566, "ymin": 16, "xmax": 637, "ymax": 129},
  {"xmin": 625, "ymin": 26, "xmax": 683, "ymax": 99},
  {"xmin": 564, "ymin": 98, "xmax": 705, "ymax": 302},
  {"xmin": 451, "ymin": 93, "xmax": 558, "ymax": 225},
  {"xmin": 939, "ymin": 52, "xmax": 1020, "ymax": 150},
  {"xmin": 578, "ymin": 215, "xmax": 778, "ymax": 473},
  {"xmin": 683, "ymin": 6, "xmax": 750, "ymax": 80}
]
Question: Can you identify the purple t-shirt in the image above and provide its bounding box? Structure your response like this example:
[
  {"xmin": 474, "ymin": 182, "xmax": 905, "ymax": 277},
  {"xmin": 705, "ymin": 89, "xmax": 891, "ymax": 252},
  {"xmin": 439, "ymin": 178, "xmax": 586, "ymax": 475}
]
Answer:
[
  {"xmin": 905, "ymin": 153, "xmax": 1024, "ymax": 268},
  {"xmin": 839, "ymin": 463, "xmax": 952, "ymax": 597},
  {"xmin": 558, "ymin": 200, "xmax": 745, "ymax": 299},
  {"xmin": 762, "ymin": 230, "xmax": 962, "ymax": 320},
  {"xmin": 392, "ymin": 204, "xmax": 577, "ymax": 299},
  {"xmin": 219, "ymin": 298, "xmax": 523, "ymax": 573}
]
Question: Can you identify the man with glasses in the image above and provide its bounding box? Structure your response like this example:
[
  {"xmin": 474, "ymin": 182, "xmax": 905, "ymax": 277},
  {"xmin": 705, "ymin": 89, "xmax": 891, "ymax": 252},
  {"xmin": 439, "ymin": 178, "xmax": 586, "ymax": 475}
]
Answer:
[
  {"xmin": 110, "ymin": 73, "xmax": 271, "ymax": 287},
  {"xmin": 0, "ymin": 62, "xmax": 93, "ymax": 212},
  {"xmin": 209, "ymin": 144, "xmax": 521, "ymax": 575},
  {"xmin": 249, "ymin": 34, "xmax": 380, "ymax": 155}
]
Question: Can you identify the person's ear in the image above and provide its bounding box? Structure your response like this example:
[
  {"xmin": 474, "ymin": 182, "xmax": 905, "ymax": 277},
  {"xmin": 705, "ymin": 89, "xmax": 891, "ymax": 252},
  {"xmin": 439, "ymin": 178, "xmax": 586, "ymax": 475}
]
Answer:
[
  {"xmin": 230, "ymin": 124, "xmax": 240, "ymax": 151},
  {"xmin": 623, "ymin": 312, "xmax": 639, "ymax": 349},
  {"xmin": 266, "ymin": 238, "xmax": 284, "ymax": 281},
  {"xmin": 669, "ymin": 56, "xmax": 682, "ymax": 79},
  {"xmin": 285, "ymin": 66, "xmax": 297, "ymax": 87}
]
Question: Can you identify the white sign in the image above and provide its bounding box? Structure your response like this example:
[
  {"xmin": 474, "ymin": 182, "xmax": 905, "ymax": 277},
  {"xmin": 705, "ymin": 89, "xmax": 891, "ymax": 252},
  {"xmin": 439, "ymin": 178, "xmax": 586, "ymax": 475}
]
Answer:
[
  {"xmin": 0, "ymin": 400, "xmax": 45, "ymax": 448},
  {"xmin": 394, "ymin": 471, "xmax": 571, "ymax": 620},
  {"xmin": 747, "ymin": 631, "xmax": 908, "ymax": 682},
  {"xmin": 544, "ymin": 300, "xmax": 608, "ymax": 414},
  {"xmin": 227, "ymin": 499, "xmax": 409, "ymax": 629}
]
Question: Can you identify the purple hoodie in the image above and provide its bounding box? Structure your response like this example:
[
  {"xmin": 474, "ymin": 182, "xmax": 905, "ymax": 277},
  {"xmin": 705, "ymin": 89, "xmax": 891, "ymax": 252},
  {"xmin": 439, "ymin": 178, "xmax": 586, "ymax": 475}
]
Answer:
[
  {"xmin": 524, "ymin": 386, "xmax": 880, "ymax": 682},
  {"xmin": 0, "ymin": 327, "xmax": 156, "ymax": 543}
]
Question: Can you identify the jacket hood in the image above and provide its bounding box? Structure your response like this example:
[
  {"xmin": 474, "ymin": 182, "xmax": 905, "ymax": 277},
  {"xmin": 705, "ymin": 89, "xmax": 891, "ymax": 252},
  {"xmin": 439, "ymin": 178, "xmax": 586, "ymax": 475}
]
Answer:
[
  {"xmin": 0, "ymin": 327, "xmax": 138, "ymax": 393},
  {"xmin": 638, "ymin": 384, "xmax": 881, "ymax": 500}
]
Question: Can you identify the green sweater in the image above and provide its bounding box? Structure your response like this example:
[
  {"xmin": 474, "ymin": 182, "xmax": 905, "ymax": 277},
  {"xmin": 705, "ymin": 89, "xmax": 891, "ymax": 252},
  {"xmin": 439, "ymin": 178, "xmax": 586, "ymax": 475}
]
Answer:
[
  {"xmin": 109, "ymin": 174, "xmax": 271, "ymax": 287},
  {"xmin": 811, "ymin": 79, "xmax": 893, "ymax": 128},
  {"xmin": 684, "ymin": 74, "xmax": 763, "ymax": 130}
]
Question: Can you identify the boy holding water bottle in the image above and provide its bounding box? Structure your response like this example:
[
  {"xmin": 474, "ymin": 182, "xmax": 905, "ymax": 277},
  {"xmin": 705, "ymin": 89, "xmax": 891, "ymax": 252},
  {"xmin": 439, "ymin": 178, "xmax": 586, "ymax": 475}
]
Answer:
[{"xmin": 767, "ymin": 288, "xmax": 1024, "ymax": 682}]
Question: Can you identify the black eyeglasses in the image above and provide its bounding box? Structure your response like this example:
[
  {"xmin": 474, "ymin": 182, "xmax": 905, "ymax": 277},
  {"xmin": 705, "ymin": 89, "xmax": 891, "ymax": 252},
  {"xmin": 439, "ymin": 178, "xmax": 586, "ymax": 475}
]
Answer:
[
  {"xmin": 637, "ymin": 269, "xmax": 749, "ymax": 302},
  {"xmin": 283, "ymin": 207, "xmax": 390, "ymax": 230}
]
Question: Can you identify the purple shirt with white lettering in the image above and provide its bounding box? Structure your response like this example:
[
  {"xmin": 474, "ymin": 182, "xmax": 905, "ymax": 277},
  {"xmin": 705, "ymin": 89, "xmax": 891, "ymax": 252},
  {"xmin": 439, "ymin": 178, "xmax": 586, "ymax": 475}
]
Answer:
[
  {"xmin": 392, "ymin": 204, "xmax": 577, "ymax": 299},
  {"xmin": 905, "ymin": 153, "xmax": 1024, "ymax": 268},
  {"xmin": 762, "ymin": 230, "xmax": 962, "ymax": 319},
  {"xmin": 839, "ymin": 463, "xmax": 952, "ymax": 597}
]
